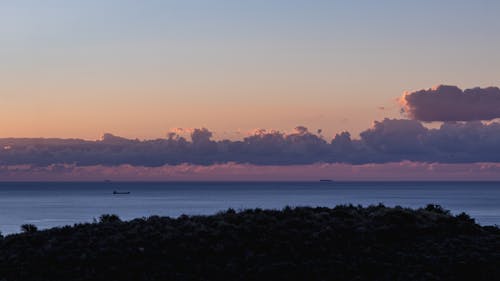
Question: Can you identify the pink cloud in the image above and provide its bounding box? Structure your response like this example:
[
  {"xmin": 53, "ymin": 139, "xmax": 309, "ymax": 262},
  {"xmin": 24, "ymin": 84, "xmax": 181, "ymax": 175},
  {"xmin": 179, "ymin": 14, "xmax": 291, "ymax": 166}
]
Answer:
[{"xmin": 2, "ymin": 162, "xmax": 500, "ymax": 181}]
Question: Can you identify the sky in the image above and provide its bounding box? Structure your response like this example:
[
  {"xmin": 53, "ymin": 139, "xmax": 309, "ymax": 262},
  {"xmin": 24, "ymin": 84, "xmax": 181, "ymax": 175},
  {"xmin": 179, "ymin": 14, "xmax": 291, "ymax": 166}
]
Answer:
[
  {"xmin": 1, "ymin": 1, "xmax": 500, "ymax": 180},
  {"xmin": 2, "ymin": 0, "xmax": 500, "ymax": 140}
]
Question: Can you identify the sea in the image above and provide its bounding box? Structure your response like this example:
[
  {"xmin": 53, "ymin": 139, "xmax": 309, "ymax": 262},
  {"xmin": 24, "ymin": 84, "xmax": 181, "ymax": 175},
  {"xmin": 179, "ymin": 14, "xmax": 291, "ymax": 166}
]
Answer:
[{"xmin": 0, "ymin": 181, "xmax": 499, "ymax": 235}]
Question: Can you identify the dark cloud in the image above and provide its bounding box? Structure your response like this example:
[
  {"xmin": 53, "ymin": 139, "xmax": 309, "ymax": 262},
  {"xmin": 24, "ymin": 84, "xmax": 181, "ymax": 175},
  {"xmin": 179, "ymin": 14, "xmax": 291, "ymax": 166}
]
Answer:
[
  {"xmin": 2, "ymin": 120, "xmax": 500, "ymax": 166},
  {"xmin": 401, "ymin": 85, "xmax": 500, "ymax": 121},
  {"xmin": 361, "ymin": 119, "xmax": 427, "ymax": 154}
]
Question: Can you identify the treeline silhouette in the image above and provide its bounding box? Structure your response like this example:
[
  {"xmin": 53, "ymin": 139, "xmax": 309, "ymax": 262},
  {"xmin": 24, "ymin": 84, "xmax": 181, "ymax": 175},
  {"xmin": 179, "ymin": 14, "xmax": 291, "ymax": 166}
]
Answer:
[{"xmin": 0, "ymin": 205, "xmax": 498, "ymax": 281}]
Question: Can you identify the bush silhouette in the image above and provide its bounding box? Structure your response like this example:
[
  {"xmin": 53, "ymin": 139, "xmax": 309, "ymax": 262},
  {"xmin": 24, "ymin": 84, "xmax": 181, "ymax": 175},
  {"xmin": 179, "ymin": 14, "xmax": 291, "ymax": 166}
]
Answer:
[
  {"xmin": 99, "ymin": 214, "xmax": 121, "ymax": 224},
  {"xmin": 424, "ymin": 203, "xmax": 451, "ymax": 215},
  {"xmin": 20, "ymin": 224, "xmax": 38, "ymax": 233}
]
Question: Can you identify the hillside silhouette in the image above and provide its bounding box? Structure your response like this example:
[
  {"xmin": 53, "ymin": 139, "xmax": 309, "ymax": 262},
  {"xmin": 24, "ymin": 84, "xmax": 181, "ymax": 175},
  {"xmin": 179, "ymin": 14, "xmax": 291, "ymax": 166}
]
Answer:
[{"xmin": 0, "ymin": 205, "xmax": 498, "ymax": 281}]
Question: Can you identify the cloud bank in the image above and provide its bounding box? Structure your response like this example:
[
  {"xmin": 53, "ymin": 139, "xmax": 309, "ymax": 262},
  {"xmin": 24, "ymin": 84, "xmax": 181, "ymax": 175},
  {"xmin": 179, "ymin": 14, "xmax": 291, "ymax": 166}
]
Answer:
[
  {"xmin": 401, "ymin": 85, "xmax": 500, "ymax": 121},
  {"xmin": 3, "ymin": 119, "xmax": 500, "ymax": 166},
  {"xmin": 2, "ymin": 84, "xmax": 500, "ymax": 170},
  {"xmin": 2, "ymin": 162, "xmax": 500, "ymax": 181}
]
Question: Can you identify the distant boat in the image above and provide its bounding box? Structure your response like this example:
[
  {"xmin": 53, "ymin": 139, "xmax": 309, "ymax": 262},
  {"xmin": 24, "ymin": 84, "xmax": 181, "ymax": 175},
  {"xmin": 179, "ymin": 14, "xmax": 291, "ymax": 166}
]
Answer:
[
  {"xmin": 113, "ymin": 190, "xmax": 130, "ymax": 195},
  {"xmin": 319, "ymin": 179, "xmax": 333, "ymax": 182}
]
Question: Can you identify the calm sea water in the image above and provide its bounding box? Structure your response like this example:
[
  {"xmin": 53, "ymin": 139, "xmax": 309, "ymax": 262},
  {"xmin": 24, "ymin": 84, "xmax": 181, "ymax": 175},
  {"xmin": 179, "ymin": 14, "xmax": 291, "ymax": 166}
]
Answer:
[{"xmin": 0, "ymin": 181, "xmax": 499, "ymax": 234}]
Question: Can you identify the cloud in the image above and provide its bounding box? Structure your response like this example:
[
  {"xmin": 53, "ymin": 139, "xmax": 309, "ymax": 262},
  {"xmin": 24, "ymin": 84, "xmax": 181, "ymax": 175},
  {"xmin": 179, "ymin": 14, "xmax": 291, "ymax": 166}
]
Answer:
[
  {"xmin": 360, "ymin": 119, "xmax": 427, "ymax": 154},
  {"xmin": 2, "ymin": 162, "xmax": 500, "ymax": 181},
  {"xmin": 2, "ymin": 120, "xmax": 500, "ymax": 166},
  {"xmin": 359, "ymin": 119, "xmax": 500, "ymax": 163},
  {"xmin": 400, "ymin": 85, "xmax": 500, "ymax": 121}
]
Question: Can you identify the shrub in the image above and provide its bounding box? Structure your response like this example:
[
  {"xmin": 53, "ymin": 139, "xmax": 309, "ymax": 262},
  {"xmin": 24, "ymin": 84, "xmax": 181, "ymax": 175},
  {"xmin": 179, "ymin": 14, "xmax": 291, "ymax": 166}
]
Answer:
[
  {"xmin": 424, "ymin": 204, "xmax": 451, "ymax": 215},
  {"xmin": 21, "ymin": 224, "xmax": 38, "ymax": 233},
  {"xmin": 456, "ymin": 212, "xmax": 475, "ymax": 223},
  {"xmin": 99, "ymin": 214, "xmax": 122, "ymax": 224}
]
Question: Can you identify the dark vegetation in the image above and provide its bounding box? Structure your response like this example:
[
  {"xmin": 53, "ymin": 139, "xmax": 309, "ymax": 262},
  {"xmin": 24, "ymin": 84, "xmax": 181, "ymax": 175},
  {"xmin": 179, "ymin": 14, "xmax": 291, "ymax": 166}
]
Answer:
[
  {"xmin": 20, "ymin": 224, "xmax": 38, "ymax": 234},
  {"xmin": 98, "ymin": 214, "xmax": 122, "ymax": 224},
  {"xmin": 0, "ymin": 205, "xmax": 498, "ymax": 281}
]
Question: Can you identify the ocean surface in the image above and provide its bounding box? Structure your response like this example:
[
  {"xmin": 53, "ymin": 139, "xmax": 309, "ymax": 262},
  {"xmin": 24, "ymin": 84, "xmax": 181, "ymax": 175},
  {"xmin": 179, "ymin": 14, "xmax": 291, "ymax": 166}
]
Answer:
[{"xmin": 0, "ymin": 181, "xmax": 499, "ymax": 234}]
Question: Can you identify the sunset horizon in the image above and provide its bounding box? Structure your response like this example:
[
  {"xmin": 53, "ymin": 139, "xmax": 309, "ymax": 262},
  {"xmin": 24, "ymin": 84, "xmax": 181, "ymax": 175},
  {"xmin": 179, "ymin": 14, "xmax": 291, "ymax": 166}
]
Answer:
[{"xmin": 1, "ymin": 1, "xmax": 499, "ymax": 280}]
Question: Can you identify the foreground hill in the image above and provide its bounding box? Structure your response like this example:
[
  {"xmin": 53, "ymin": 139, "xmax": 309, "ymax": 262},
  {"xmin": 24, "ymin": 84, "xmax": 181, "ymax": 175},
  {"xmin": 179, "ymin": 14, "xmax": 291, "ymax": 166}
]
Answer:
[{"xmin": 0, "ymin": 205, "xmax": 499, "ymax": 281}]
